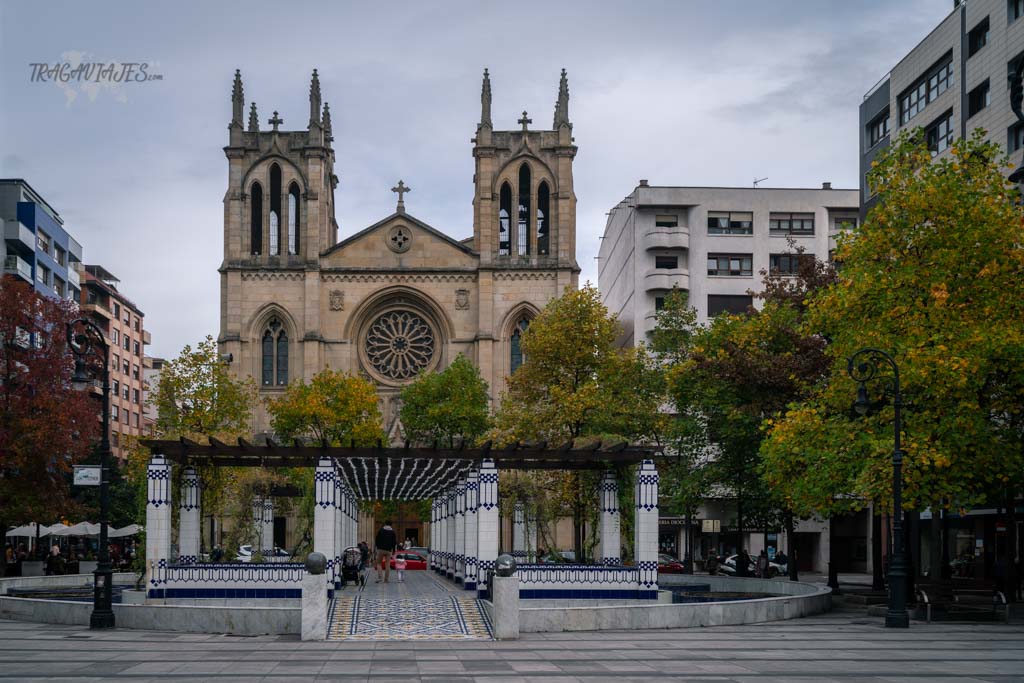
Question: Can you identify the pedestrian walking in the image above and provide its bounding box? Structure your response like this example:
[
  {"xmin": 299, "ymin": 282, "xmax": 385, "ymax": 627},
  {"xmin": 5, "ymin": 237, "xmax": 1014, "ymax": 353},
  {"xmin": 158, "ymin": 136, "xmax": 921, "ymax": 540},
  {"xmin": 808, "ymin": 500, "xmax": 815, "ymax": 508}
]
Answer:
[
  {"xmin": 374, "ymin": 520, "xmax": 397, "ymax": 583},
  {"xmin": 395, "ymin": 553, "xmax": 407, "ymax": 583}
]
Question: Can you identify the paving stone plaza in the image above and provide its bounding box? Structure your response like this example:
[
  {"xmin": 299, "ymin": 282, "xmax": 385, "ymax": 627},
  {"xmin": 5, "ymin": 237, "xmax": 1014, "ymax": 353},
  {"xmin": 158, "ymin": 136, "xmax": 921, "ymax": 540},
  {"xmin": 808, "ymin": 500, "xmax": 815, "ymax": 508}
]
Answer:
[{"xmin": 1, "ymin": 604, "xmax": 1023, "ymax": 682}]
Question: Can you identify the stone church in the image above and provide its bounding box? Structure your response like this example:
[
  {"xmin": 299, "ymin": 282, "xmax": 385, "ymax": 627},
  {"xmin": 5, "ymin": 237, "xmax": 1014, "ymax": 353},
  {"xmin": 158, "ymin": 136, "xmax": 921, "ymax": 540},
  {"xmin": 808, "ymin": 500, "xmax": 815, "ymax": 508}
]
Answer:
[{"xmin": 218, "ymin": 69, "xmax": 580, "ymax": 437}]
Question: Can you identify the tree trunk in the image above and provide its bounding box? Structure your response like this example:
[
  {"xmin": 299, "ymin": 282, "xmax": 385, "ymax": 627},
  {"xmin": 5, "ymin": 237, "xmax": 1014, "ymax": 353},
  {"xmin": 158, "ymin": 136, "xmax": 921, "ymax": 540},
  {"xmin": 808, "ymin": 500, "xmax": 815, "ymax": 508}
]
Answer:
[
  {"xmin": 736, "ymin": 494, "xmax": 746, "ymax": 576},
  {"xmin": 787, "ymin": 511, "xmax": 798, "ymax": 581}
]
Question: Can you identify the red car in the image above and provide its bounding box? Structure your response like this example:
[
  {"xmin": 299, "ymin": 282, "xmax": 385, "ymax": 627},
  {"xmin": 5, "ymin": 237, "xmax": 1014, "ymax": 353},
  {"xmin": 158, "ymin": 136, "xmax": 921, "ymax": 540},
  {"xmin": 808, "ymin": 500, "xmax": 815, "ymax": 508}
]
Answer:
[
  {"xmin": 389, "ymin": 550, "xmax": 427, "ymax": 570},
  {"xmin": 658, "ymin": 553, "xmax": 685, "ymax": 574}
]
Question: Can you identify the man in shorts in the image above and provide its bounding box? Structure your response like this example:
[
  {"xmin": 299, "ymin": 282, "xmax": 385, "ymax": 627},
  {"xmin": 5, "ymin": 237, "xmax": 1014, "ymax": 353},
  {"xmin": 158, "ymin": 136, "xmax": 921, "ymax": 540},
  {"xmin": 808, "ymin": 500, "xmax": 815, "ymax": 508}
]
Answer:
[{"xmin": 374, "ymin": 520, "xmax": 397, "ymax": 583}]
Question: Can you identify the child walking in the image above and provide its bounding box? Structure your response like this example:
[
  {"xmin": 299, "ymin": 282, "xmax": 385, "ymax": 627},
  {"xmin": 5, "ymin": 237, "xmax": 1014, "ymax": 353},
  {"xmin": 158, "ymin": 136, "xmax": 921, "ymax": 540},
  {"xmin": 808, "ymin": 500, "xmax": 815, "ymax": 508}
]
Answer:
[{"xmin": 394, "ymin": 553, "xmax": 407, "ymax": 583}]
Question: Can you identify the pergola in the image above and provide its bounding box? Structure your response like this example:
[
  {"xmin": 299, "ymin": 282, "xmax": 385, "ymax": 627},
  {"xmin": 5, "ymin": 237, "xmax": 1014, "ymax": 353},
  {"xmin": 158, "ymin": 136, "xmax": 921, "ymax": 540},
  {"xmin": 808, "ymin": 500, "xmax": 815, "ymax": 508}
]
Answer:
[{"xmin": 139, "ymin": 438, "xmax": 663, "ymax": 601}]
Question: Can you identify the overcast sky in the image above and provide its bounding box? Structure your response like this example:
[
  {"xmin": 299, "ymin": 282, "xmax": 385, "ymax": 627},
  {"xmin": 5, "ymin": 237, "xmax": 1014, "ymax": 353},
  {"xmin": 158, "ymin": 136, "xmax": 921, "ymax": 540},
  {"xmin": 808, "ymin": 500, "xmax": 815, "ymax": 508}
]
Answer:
[{"xmin": 0, "ymin": 1, "xmax": 952, "ymax": 359}]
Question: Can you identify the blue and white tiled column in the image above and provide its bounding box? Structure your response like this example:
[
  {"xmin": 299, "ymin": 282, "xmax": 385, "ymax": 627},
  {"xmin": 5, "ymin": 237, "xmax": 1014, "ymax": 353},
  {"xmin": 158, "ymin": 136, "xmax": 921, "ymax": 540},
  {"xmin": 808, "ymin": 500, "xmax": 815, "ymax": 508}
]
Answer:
[
  {"xmin": 145, "ymin": 454, "xmax": 171, "ymax": 596},
  {"xmin": 599, "ymin": 470, "xmax": 621, "ymax": 565},
  {"xmin": 526, "ymin": 507, "xmax": 538, "ymax": 562},
  {"xmin": 178, "ymin": 466, "xmax": 200, "ymax": 564},
  {"xmin": 429, "ymin": 498, "xmax": 438, "ymax": 571},
  {"xmin": 333, "ymin": 476, "xmax": 344, "ymax": 567},
  {"xmin": 314, "ymin": 458, "xmax": 337, "ymax": 583},
  {"xmin": 512, "ymin": 502, "xmax": 526, "ymax": 560},
  {"xmin": 454, "ymin": 477, "xmax": 466, "ymax": 584},
  {"xmin": 262, "ymin": 498, "xmax": 275, "ymax": 556},
  {"xmin": 476, "ymin": 458, "xmax": 499, "ymax": 599},
  {"xmin": 463, "ymin": 469, "xmax": 479, "ymax": 591},
  {"xmin": 635, "ymin": 459, "xmax": 659, "ymax": 598},
  {"xmin": 436, "ymin": 492, "xmax": 447, "ymax": 575},
  {"xmin": 446, "ymin": 486, "xmax": 456, "ymax": 580}
]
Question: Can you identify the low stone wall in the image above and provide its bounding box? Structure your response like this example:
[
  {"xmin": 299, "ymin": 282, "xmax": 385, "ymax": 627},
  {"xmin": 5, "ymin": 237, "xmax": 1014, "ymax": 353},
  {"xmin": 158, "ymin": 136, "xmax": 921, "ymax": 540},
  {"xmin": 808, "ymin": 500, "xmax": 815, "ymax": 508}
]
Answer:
[
  {"xmin": 0, "ymin": 573, "xmax": 136, "ymax": 595},
  {"xmin": 518, "ymin": 574, "xmax": 831, "ymax": 633}
]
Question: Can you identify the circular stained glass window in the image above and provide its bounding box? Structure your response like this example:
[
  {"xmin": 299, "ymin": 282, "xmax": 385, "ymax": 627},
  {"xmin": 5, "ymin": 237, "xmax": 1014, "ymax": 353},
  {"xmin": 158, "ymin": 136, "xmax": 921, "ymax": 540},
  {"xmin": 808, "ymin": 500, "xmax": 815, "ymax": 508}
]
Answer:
[{"xmin": 365, "ymin": 310, "xmax": 435, "ymax": 380}]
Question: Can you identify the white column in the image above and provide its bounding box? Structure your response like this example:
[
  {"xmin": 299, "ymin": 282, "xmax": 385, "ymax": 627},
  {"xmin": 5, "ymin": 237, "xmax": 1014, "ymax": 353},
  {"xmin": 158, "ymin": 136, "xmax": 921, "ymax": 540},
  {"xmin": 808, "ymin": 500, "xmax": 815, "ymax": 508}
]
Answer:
[
  {"xmin": 464, "ymin": 469, "xmax": 479, "ymax": 590},
  {"xmin": 178, "ymin": 466, "xmax": 200, "ymax": 564},
  {"xmin": 145, "ymin": 454, "xmax": 171, "ymax": 596},
  {"xmin": 476, "ymin": 458, "xmax": 499, "ymax": 598},
  {"xmin": 446, "ymin": 487, "xmax": 457, "ymax": 579},
  {"xmin": 455, "ymin": 477, "xmax": 466, "ymax": 584},
  {"xmin": 313, "ymin": 458, "xmax": 337, "ymax": 584},
  {"xmin": 512, "ymin": 502, "xmax": 526, "ymax": 560},
  {"xmin": 430, "ymin": 498, "xmax": 439, "ymax": 571},
  {"xmin": 635, "ymin": 459, "xmax": 659, "ymax": 597},
  {"xmin": 599, "ymin": 470, "xmax": 621, "ymax": 565},
  {"xmin": 333, "ymin": 476, "xmax": 343, "ymax": 568},
  {"xmin": 262, "ymin": 499, "xmax": 275, "ymax": 556},
  {"xmin": 526, "ymin": 508, "xmax": 538, "ymax": 563}
]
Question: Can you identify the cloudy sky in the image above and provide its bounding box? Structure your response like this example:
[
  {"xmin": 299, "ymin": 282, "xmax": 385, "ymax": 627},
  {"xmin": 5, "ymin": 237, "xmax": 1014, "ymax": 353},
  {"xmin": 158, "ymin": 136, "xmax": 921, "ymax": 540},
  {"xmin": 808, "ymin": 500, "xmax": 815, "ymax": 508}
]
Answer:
[{"xmin": 0, "ymin": 0, "xmax": 951, "ymax": 359}]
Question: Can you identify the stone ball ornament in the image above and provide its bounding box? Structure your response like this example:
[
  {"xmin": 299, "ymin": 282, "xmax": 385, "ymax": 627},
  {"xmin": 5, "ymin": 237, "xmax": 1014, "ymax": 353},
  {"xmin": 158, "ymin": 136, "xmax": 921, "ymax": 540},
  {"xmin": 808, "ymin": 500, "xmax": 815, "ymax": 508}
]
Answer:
[
  {"xmin": 495, "ymin": 553, "xmax": 517, "ymax": 577},
  {"xmin": 305, "ymin": 552, "xmax": 327, "ymax": 575}
]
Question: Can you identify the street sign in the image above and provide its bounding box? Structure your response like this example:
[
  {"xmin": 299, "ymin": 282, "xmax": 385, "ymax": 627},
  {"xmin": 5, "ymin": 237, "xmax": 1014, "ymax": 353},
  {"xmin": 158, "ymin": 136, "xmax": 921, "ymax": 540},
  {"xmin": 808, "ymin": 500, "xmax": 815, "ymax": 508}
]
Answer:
[{"xmin": 73, "ymin": 465, "xmax": 101, "ymax": 486}]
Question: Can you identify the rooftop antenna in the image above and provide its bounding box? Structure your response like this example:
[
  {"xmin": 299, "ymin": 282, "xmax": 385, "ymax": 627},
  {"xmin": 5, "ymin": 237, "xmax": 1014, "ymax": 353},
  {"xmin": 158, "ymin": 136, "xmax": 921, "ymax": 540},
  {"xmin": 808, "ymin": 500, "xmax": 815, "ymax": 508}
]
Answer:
[{"xmin": 753, "ymin": 177, "xmax": 768, "ymax": 188}]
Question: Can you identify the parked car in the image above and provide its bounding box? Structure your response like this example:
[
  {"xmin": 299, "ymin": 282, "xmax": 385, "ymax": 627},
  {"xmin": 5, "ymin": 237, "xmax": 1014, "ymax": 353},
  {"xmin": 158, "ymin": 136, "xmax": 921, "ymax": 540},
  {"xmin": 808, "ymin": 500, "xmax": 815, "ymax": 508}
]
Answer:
[
  {"xmin": 407, "ymin": 546, "xmax": 429, "ymax": 559},
  {"xmin": 389, "ymin": 550, "xmax": 427, "ymax": 570},
  {"xmin": 658, "ymin": 553, "xmax": 686, "ymax": 574},
  {"xmin": 235, "ymin": 545, "xmax": 290, "ymax": 562},
  {"xmin": 719, "ymin": 554, "xmax": 787, "ymax": 578}
]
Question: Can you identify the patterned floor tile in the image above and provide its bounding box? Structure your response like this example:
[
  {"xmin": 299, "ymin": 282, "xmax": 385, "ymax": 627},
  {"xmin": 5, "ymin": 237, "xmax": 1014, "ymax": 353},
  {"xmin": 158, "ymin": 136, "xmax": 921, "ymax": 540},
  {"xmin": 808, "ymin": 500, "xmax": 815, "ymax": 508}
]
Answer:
[{"xmin": 328, "ymin": 595, "xmax": 493, "ymax": 641}]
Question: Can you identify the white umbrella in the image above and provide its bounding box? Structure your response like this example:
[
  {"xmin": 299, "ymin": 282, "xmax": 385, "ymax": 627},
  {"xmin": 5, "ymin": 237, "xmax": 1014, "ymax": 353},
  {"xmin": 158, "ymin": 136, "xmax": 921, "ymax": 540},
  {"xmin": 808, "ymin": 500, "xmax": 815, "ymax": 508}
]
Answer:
[
  {"xmin": 5, "ymin": 523, "xmax": 58, "ymax": 538},
  {"xmin": 108, "ymin": 524, "xmax": 141, "ymax": 538},
  {"xmin": 50, "ymin": 522, "xmax": 100, "ymax": 537}
]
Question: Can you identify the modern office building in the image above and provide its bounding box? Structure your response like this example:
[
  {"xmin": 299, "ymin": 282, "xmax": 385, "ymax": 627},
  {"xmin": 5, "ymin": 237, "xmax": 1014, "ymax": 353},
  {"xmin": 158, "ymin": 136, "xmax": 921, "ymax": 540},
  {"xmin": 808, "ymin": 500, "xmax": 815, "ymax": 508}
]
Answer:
[
  {"xmin": 598, "ymin": 182, "xmax": 859, "ymax": 348},
  {"xmin": 0, "ymin": 178, "xmax": 82, "ymax": 303},
  {"xmin": 79, "ymin": 265, "xmax": 152, "ymax": 461},
  {"xmin": 860, "ymin": 0, "xmax": 1024, "ymax": 217}
]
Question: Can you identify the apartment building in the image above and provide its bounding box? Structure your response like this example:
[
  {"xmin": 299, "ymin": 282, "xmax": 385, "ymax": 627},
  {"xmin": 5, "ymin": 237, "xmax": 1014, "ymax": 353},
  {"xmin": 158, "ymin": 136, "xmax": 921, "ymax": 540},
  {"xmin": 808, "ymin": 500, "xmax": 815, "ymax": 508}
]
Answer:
[
  {"xmin": 0, "ymin": 178, "xmax": 82, "ymax": 303},
  {"xmin": 598, "ymin": 182, "xmax": 859, "ymax": 347},
  {"xmin": 860, "ymin": 0, "xmax": 1024, "ymax": 216},
  {"xmin": 79, "ymin": 265, "xmax": 152, "ymax": 460}
]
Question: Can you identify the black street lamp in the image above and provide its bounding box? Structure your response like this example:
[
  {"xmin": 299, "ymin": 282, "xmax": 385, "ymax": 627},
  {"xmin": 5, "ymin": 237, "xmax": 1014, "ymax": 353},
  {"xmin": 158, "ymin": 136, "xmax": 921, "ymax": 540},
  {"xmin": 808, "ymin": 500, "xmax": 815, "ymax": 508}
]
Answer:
[
  {"xmin": 67, "ymin": 318, "xmax": 115, "ymax": 630},
  {"xmin": 847, "ymin": 347, "xmax": 910, "ymax": 629}
]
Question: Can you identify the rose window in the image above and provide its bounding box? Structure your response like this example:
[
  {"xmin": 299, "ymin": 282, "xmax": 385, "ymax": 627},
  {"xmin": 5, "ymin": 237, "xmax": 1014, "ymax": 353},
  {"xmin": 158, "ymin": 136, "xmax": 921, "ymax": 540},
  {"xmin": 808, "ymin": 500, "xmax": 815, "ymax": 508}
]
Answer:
[{"xmin": 365, "ymin": 310, "xmax": 435, "ymax": 380}]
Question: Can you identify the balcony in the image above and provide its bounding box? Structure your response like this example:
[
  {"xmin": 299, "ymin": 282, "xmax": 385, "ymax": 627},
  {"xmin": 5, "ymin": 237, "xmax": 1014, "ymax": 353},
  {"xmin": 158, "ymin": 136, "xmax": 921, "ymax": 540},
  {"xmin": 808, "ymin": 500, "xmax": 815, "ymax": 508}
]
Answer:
[
  {"xmin": 67, "ymin": 266, "xmax": 80, "ymax": 289},
  {"xmin": 4, "ymin": 221, "xmax": 35, "ymax": 255},
  {"xmin": 644, "ymin": 268, "xmax": 689, "ymax": 293},
  {"xmin": 643, "ymin": 229, "xmax": 689, "ymax": 251},
  {"xmin": 82, "ymin": 298, "xmax": 113, "ymax": 320},
  {"xmin": 142, "ymin": 329, "xmax": 152, "ymax": 345},
  {"xmin": 4, "ymin": 254, "xmax": 32, "ymax": 283}
]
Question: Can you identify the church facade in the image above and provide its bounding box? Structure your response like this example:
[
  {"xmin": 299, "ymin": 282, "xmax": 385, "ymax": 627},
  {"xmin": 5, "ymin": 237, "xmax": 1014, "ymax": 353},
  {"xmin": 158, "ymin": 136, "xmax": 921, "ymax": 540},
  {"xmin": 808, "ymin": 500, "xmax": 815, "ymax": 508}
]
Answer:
[{"xmin": 218, "ymin": 69, "xmax": 580, "ymax": 436}]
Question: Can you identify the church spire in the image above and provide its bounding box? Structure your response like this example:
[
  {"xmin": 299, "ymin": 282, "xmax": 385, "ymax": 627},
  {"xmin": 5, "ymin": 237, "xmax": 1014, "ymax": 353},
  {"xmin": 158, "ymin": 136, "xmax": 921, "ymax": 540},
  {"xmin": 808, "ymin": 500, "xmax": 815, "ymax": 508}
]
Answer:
[
  {"xmin": 553, "ymin": 68, "xmax": 571, "ymax": 129},
  {"xmin": 231, "ymin": 69, "xmax": 244, "ymax": 128},
  {"xmin": 248, "ymin": 102, "xmax": 259, "ymax": 133},
  {"xmin": 309, "ymin": 69, "xmax": 322, "ymax": 128},
  {"xmin": 322, "ymin": 102, "xmax": 333, "ymax": 142},
  {"xmin": 480, "ymin": 68, "xmax": 492, "ymax": 129}
]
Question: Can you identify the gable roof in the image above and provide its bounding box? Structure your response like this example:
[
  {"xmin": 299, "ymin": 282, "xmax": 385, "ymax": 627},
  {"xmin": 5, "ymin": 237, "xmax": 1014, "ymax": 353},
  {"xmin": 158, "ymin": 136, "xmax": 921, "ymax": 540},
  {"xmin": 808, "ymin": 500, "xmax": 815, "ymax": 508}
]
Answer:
[{"xmin": 322, "ymin": 211, "xmax": 477, "ymax": 258}]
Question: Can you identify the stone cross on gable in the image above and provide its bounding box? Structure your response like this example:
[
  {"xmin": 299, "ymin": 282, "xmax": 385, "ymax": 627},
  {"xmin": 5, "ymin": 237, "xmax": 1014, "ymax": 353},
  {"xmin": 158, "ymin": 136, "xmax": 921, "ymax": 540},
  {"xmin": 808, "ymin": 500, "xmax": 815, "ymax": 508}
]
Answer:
[
  {"xmin": 268, "ymin": 111, "xmax": 284, "ymax": 132},
  {"xmin": 518, "ymin": 110, "xmax": 532, "ymax": 133},
  {"xmin": 391, "ymin": 179, "xmax": 411, "ymax": 213}
]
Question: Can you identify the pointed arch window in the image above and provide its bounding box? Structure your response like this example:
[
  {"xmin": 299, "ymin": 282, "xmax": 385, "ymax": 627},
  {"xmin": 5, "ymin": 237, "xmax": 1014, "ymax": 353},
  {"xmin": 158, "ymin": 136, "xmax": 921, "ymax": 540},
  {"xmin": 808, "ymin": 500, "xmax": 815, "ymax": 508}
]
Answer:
[
  {"xmin": 510, "ymin": 317, "xmax": 529, "ymax": 374},
  {"xmin": 269, "ymin": 164, "xmax": 282, "ymax": 256},
  {"xmin": 250, "ymin": 182, "xmax": 263, "ymax": 255},
  {"xmin": 261, "ymin": 318, "xmax": 289, "ymax": 386},
  {"xmin": 288, "ymin": 183, "xmax": 300, "ymax": 255},
  {"xmin": 517, "ymin": 164, "xmax": 531, "ymax": 256},
  {"xmin": 537, "ymin": 181, "xmax": 550, "ymax": 256},
  {"xmin": 498, "ymin": 182, "xmax": 512, "ymax": 256}
]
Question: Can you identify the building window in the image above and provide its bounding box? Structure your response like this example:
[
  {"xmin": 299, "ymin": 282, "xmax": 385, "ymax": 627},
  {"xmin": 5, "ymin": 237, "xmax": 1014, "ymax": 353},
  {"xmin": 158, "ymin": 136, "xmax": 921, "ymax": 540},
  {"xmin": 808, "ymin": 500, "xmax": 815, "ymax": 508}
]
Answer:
[
  {"xmin": 536, "ymin": 181, "xmax": 550, "ymax": 255},
  {"xmin": 133, "ymin": 412, "xmax": 140, "ymax": 428},
  {"xmin": 655, "ymin": 214, "xmax": 678, "ymax": 228},
  {"xmin": 123, "ymin": 336, "xmax": 130, "ymax": 351},
  {"xmin": 498, "ymin": 182, "xmax": 512, "ymax": 256},
  {"xmin": 269, "ymin": 164, "xmax": 282, "ymax": 256},
  {"xmin": 654, "ymin": 296, "xmax": 665, "ymax": 311},
  {"xmin": 509, "ymin": 318, "xmax": 529, "ymax": 374},
  {"xmin": 122, "ymin": 385, "xmax": 129, "ymax": 400},
  {"xmin": 124, "ymin": 410, "xmax": 130, "ymax": 425},
  {"xmin": 707, "ymin": 253, "xmax": 753, "ymax": 277},
  {"xmin": 926, "ymin": 110, "xmax": 954, "ymax": 155},
  {"xmin": 261, "ymin": 318, "xmax": 289, "ymax": 386},
  {"xmin": 123, "ymin": 309, "xmax": 130, "ymax": 325},
  {"xmin": 250, "ymin": 182, "xmax": 263, "ymax": 255},
  {"xmin": 133, "ymin": 389, "xmax": 140, "ymax": 404},
  {"xmin": 517, "ymin": 164, "xmax": 531, "ymax": 256},
  {"xmin": 769, "ymin": 213, "xmax": 815, "ymax": 236},
  {"xmin": 707, "ymin": 211, "xmax": 753, "ymax": 235},
  {"xmin": 899, "ymin": 52, "xmax": 953, "ymax": 125},
  {"xmin": 36, "ymin": 264, "xmax": 50, "ymax": 286},
  {"xmin": 968, "ymin": 80, "xmax": 990, "ymax": 118},
  {"xmin": 968, "ymin": 17, "xmax": 989, "ymax": 57},
  {"xmin": 36, "ymin": 230, "xmax": 50, "ymax": 254},
  {"xmin": 133, "ymin": 318, "xmax": 140, "ymax": 332},
  {"xmin": 123, "ymin": 358, "xmax": 130, "ymax": 375},
  {"xmin": 133, "ymin": 364, "xmax": 140, "ymax": 380},
  {"xmin": 288, "ymin": 183, "xmax": 301, "ymax": 256},
  {"xmin": 111, "ymin": 406, "xmax": 119, "ymax": 421},
  {"xmin": 835, "ymin": 216, "xmax": 858, "ymax": 231},
  {"xmin": 867, "ymin": 110, "xmax": 889, "ymax": 148},
  {"xmin": 655, "ymin": 255, "xmax": 678, "ymax": 269},
  {"xmin": 134, "ymin": 341, "xmax": 140, "ymax": 356},
  {"xmin": 112, "ymin": 353, "xmax": 119, "ymax": 371},
  {"xmin": 113, "ymin": 380, "xmax": 119, "ymax": 396},
  {"xmin": 113, "ymin": 302, "xmax": 121, "ymax": 318},
  {"xmin": 54, "ymin": 246, "xmax": 66, "ymax": 267},
  {"xmin": 53, "ymin": 278, "xmax": 65, "ymax": 298},
  {"xmin": 1010, "ymin": 121, "xmax": 1024, "ymax": 152},
  {"xmin": 111, "ymin": 432, "xmax": 120, "ymax": 449},
  {"xmin": 769, "ymin": 253, "xmax": 813, "ymax": 275},
  {"xmin": 1010, "ymin": 0, "xmax": 1023, "ymax": 23},
  {"xmin": 708, "ymin": 294, "xmax": 752, "ymax": 317}
]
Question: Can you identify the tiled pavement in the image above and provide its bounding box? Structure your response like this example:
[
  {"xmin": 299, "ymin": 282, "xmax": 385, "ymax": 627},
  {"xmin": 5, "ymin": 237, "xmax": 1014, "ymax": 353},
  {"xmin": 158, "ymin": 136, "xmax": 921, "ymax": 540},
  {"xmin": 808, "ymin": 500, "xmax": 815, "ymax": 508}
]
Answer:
[{"xmin": 2, "ymin": 604, "xmax": 1024, "ymax": 681}]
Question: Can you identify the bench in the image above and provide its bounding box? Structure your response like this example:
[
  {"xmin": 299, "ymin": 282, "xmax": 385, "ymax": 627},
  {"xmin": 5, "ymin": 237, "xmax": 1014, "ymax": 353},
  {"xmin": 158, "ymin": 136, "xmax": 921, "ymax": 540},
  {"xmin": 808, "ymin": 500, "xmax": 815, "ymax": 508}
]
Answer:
[{"xmin": 916, "ymin": 583, "xmax": 1008, "ymax": 623}]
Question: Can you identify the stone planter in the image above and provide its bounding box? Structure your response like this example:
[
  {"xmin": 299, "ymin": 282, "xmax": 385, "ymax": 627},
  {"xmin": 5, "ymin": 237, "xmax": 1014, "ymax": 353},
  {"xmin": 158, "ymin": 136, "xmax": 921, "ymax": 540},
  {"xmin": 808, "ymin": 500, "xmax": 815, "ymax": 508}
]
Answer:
[{"xmin": 121, "ymin": 589, "xmax": 146, "ymax": 605}]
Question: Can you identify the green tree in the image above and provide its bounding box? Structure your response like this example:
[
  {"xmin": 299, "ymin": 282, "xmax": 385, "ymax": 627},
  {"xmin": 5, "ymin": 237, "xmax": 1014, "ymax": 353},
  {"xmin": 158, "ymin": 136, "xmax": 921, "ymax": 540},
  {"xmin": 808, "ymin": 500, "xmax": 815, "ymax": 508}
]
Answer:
[
  {"xmin": 762, "ymin": 131, "xmax": 1024, "ymax": 519},
  {"xmin": 399, "ymin": 354, "xmax": 491, "ymax": 447},
  {"xmin": 268, "ymin": 368, "xmax": 385, "ymax": 447}
]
